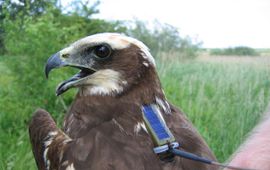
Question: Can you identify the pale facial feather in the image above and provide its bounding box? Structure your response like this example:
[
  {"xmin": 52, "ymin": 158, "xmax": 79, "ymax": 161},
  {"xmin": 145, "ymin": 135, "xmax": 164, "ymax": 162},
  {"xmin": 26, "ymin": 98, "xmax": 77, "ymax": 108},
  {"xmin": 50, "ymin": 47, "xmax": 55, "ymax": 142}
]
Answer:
[
  {"xmin": 57, "ymin": 33, "xmax": 156, "ymax": 96},
  {"xmin": 79, "ymin": 69, "xmax": 125, "ymax": 96}
]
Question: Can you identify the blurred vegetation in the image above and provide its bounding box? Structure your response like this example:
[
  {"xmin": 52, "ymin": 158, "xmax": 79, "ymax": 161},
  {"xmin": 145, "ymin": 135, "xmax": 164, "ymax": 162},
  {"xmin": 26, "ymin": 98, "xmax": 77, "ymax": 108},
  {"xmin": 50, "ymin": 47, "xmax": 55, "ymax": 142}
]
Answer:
[
  {"xmin": 256, "ymin": 48, "xmax": 270, "ymax": 57},
  {"xmin": 1, "ymin": 0, "xmax": 269, "ymax": 169},
  {"xmin": 126, "ymin": 20, "xmax": 201, "ymax": 58},
  {"xmin": 158, "ymin": 59, "xmax": 270, "ymax": 162},
  {"xmin": 0, "ymin": 0, "xmax": 200, "ymax": 169},
  {"xmin": 210, "ymin": 46, "xmax": 259, "ymax": 56},
  {"xmin": 0, "ymin": 0, "xmax": 199, "ymax": 58},
  {"xmin": 1, "ymin": 0, "xmax": 127, "ymax": 56}
]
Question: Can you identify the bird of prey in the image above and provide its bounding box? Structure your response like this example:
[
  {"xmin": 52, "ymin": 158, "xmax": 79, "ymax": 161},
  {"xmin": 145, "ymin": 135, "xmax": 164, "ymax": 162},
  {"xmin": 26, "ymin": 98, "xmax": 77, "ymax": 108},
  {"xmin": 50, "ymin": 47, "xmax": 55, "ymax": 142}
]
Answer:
[{"xmin": 29, "ymin": 33, "xmax": 217, "ymax": 170}]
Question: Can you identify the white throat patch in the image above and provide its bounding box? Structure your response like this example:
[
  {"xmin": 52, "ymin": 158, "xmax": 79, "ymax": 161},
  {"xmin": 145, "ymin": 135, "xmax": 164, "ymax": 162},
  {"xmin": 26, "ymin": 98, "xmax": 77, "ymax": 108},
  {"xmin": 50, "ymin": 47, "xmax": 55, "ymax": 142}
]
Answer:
[{"xmin": 79, "ymin": 69, "xmax": 125, "ymax": 96}]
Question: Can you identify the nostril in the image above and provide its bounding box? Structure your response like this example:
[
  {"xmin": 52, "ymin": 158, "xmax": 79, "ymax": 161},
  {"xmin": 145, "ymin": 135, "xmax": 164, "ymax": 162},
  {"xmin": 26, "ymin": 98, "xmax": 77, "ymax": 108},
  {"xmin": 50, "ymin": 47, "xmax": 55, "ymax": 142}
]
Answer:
[{"xmin": 62, "ymin": 54, "xmax": 70, "ymax": 58}]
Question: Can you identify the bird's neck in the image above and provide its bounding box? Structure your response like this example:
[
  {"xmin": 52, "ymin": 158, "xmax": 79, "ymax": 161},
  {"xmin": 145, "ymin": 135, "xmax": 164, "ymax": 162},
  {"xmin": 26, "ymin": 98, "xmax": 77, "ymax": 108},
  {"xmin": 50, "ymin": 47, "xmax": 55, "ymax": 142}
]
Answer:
[
  {"xmin": 77, "ymin": 66, "xmax": 165, "ymax": 105},
  {"xmin": 66, "ymin": 68, "xmax": 169, "ymax": 137}
]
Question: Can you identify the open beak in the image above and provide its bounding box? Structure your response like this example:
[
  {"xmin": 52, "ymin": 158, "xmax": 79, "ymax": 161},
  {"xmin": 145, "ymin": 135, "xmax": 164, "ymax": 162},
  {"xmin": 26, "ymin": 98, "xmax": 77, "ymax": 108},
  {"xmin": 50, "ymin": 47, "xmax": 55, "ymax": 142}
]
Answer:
[{"xmin": 45, "ymin": 52, "xmax": 96, "ymax": 96}]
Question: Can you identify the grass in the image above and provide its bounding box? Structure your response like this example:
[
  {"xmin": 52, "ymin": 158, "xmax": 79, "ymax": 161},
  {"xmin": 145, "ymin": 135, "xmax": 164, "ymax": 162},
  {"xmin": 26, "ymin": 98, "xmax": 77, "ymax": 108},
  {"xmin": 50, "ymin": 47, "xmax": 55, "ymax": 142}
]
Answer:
[
  {"xmin": 158, "ymin": 56, "xmax": 270, "ymax": 161},
  {"xmin": 0, "ymin": 54, "xmax": 270, "ymax": 169},
  {"xmin": 0, "ymin": 56, "xmax": 36, "ymax": 170}
]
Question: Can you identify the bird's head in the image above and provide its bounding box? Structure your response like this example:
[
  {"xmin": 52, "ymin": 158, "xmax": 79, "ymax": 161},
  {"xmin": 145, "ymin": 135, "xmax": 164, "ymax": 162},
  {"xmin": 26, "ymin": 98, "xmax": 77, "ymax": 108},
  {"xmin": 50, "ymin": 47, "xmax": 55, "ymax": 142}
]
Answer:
[{"xmin": 45, "ymin": 33, "xmax": 158, "ymax": 96}]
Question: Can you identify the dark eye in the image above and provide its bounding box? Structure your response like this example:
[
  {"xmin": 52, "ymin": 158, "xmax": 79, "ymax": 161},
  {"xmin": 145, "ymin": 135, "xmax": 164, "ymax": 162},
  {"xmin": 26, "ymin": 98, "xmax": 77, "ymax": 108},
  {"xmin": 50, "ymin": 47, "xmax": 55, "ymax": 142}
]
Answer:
[{"xmin": 94, "ymin": 45, "xmax": 111, "ymax": 59}]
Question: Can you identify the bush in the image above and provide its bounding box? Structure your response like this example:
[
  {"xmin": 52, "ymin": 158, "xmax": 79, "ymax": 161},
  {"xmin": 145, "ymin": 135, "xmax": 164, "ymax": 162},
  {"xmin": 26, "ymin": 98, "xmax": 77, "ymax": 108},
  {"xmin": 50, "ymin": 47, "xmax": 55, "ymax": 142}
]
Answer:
[
  {"xmin": 1, "ymin": 2, "xmax": 128, "ymax": 121},
  {"xmin": 210, "ymin": 46, "xmax": 259, "ymax": 56},
  {"xmin": 0, "ymin": 1, "xmax": 202, "ymax": 169}
]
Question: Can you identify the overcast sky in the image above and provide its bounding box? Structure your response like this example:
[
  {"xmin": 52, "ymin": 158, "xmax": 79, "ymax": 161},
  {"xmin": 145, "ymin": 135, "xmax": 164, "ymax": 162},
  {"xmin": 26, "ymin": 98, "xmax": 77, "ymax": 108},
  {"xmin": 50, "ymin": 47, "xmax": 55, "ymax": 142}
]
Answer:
[
  {"xmin": 93, "ymin": 0, "xmax": 270, "ymax": 48},
  {"xmin": 62, "ymin": 0, "xmax": 270, "ymax": 48}
]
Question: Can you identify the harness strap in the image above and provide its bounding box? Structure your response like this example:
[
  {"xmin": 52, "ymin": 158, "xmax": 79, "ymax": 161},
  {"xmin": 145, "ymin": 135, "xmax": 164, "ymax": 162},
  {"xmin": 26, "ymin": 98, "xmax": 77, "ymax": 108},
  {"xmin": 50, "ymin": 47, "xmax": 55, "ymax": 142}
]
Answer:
[{"xmin": 142, "ymin": 104, "xmax": 256, "ymax": 170}]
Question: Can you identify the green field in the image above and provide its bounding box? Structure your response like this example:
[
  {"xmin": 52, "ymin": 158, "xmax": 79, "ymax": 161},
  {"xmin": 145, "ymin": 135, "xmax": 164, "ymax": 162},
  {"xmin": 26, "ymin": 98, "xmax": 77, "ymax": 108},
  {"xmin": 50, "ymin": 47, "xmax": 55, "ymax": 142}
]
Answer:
[{"xmin": 0, "ymin": 55, "xmax": 270, "ymax": 169}]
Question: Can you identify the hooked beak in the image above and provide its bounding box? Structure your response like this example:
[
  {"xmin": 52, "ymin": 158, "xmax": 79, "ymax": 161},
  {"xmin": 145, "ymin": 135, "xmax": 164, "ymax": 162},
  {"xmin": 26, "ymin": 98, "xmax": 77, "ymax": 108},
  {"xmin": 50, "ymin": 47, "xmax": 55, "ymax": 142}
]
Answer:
[
  {"xmin": 45, "ymin": 52, "xmax": 96, "ymax": 96},
  {"xmin": 45, "ymin": 52, "xmax": 66, "ymax": 79}
]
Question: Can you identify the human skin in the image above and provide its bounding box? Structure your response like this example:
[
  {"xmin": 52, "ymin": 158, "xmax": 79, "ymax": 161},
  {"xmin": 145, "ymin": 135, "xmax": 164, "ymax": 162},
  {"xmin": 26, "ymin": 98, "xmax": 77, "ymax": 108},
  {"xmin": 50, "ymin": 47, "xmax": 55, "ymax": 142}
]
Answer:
[{"xmin": 226, "ymin": 109, "xmax": 270, "ymax": 170}]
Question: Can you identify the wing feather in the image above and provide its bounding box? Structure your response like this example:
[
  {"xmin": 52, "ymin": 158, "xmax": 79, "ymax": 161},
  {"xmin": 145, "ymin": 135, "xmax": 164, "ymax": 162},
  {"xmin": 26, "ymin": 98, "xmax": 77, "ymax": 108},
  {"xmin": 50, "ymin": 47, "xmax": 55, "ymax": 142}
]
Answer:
[{"xmin": 29, "ymin": 109, "xmax": 73, "ymax": 170}]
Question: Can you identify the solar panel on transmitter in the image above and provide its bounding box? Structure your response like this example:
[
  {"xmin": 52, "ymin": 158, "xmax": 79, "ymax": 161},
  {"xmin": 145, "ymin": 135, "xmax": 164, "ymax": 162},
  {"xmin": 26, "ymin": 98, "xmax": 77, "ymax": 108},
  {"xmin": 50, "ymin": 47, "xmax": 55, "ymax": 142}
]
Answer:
[{"xmin": 142, "ymin": 105, "xmax": 175, "ymax": 146}]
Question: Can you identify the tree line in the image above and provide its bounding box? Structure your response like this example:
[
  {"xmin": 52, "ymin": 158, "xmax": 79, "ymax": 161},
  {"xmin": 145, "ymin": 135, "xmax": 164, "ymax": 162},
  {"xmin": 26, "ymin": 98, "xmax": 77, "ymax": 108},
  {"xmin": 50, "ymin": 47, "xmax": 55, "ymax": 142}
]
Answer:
[{"xmin": 0, "ymin": 0, "xmax": 200, "ymax": 58}]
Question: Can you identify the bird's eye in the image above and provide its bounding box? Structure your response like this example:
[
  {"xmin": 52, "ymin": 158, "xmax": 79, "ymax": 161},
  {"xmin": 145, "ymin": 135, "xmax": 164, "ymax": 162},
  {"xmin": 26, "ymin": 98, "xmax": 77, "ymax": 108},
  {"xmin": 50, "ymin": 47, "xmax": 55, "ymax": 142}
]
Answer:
[{"xmin": 94, "ymin": 44, "xmax": 112, "ymax": 59}]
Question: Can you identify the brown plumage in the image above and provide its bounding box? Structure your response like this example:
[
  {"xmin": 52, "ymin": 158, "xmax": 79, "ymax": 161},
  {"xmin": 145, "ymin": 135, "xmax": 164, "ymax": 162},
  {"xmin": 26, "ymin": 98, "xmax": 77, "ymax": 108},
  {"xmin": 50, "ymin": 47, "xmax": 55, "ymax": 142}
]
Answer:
[{"xmin": 29, "ymin": 33, "xmax": 217, "ymax": 170}]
